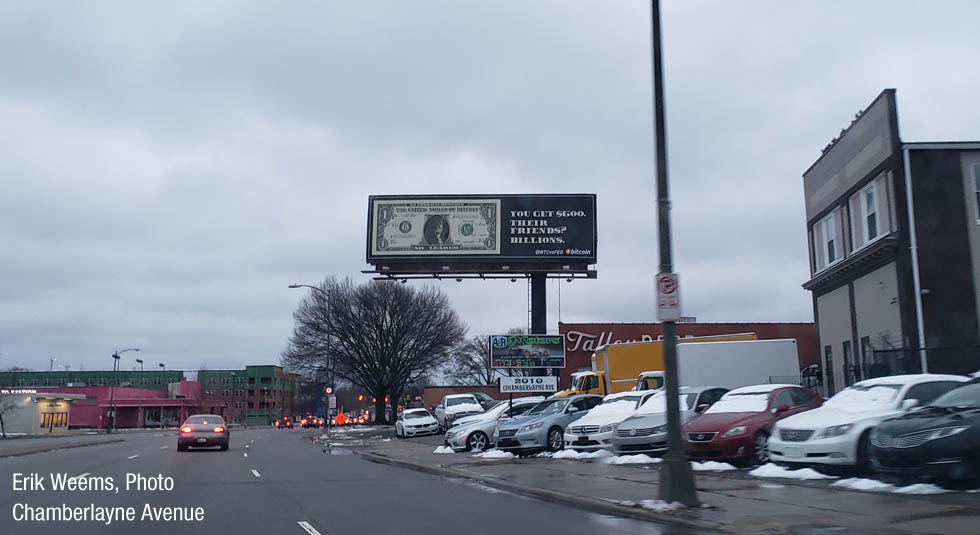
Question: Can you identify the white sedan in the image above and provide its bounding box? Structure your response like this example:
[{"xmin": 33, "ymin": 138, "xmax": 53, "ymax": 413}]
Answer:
[
  {"xmin": 395, "ymin": 408, "xmax": 441, "ymax": 438},
  {"xmin": 770, "ymin": 374, "xmax": 967, "ymax": 470},
  {"xmin": 564, "ymin": 390, "xmax": 658, "ymax": 451}
]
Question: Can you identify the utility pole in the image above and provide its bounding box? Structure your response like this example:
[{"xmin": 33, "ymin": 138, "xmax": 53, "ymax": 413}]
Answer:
[{"xmin": 651, "ymin": 0, "xmax": 698, "ymax": 506}]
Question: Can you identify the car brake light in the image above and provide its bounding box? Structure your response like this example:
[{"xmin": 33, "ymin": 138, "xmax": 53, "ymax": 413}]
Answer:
[
  {"xmin": 214, "ymin": 426, "xmax": 225, "ymax": 433},
  {"xmin": 181, "ymin": 426, "xmax": 192, "ymax": 433}
]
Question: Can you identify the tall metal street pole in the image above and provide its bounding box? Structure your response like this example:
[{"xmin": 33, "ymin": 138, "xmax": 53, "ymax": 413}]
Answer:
[{"xmin": 651, "ymin": 0, "xmax": 699, "ymax": 506}]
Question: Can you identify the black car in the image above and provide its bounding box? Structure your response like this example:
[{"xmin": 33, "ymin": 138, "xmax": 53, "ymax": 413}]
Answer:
[{"xmin": 871, "ymin": 379, "xmax": 980, "ymax": 481}]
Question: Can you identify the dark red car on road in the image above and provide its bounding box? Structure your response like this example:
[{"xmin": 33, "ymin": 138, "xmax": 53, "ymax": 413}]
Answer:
[{"xmin": 683, "ymin": 384, "xmax": 822, "ymax": 465}]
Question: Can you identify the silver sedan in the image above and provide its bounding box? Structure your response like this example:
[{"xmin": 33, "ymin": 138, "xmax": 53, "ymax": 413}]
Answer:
[{"xmin": 612, "ymin": 386, "xmax": 728, "ymax": 455}]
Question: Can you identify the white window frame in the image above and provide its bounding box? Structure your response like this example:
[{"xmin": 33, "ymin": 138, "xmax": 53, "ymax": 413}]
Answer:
[
  {"xmin": 817, "ymin": 212, "xmax": 838, "ymax": 271},
  {"xmin": 972, "ymin": 163, "xmax": 980, "ymax": 224},
  {"xmin": 861, "ymin": 182, "xmax": 879, "ymax": 243}
]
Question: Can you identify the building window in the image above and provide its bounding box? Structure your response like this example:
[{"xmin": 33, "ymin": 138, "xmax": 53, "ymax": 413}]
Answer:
[
  {"xmin": 973, "ymin": 163, "xmax": 980, "ymax": 223},
  {"xmin": 223, "ymin": 377, "xmax": 230, "ymax": 385},
  {"xmin": 222, "ymin": 389, "xmax": 230, "ymax": 397},
  {"xmin": 248, "ymin": 377, "xmax": 255, "ymax": 384},
  {"xmin": 260, "ymin": 377, "xmax": 272, "ymax": 385},
  {"xmin": 860, "ymin": 336, "xmax": 872, "ymax": 380},
  {"xmin": 16, "ymin": 379, "xmax": 25, "ymax": 386},
  {"xmin": 234, "ymin": 402, "xmax": 243, "ymax": 409},
  {"xmin": 44, "ymin": 379, "xmax": 51, "ymax": 385},
  {"xmin": 99, "ymin": 378, "xmax": 107, "ymax": 386},
  {"xmin": 141, "ymin": 378, "xmax": 147, "ymax": 385},
  {"xmin": 154, "ymin": 378, "xmax": 162, "ymax": 385},
  {"xmin": 862, "ymin": 182, "xmax": 878, "ymax": 242},
  {"xmin": 58, "ymin": 379, "xmax": 65, "ymax": 386},
  {"xmin": 824, "ymin": 345, "xmax": 835, "ymax": 395},
  {"xmin": 247, "ymin": 402, "xmax": 254, "ymax": 409},
  {"xmin": 236, "ymin": 377, "xmax": 244, "ymax": 384},
  {"xmin": 815, "ymin": 212, "xmax": 837, "ymax": 271},
  {"xmin": 209, "ymin": 377, "xmax": 216, "ymax": 384},
  {"xmin": 842, "ymin": 341, "xmax": 854, "ymax": 387}
]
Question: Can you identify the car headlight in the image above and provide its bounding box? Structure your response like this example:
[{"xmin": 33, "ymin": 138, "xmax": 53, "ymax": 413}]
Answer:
[
  {"xmin": 519, "ymin": 422, "xmax": 544, "ymax": 433},
  {"xmin": 818, "ymin": 424, "xmax": 853, "ymax": 438},
  {"xmin": 926, "ymin": 426, "xmax": 970, "ymax": 441},
  {"xmin": 721, "ymin": 425, "xmax": 747, "ymax": 438},
  {"xmin": 452, "ymin": 429, "xmax": 469, "ymax": 438},
  {"xmin": 652, "ymin": 424, "xmax": 668, "ymax": 433},
  {"xmin": 600, "ymin": 424, "xmax": 617, "ymax": 434}
]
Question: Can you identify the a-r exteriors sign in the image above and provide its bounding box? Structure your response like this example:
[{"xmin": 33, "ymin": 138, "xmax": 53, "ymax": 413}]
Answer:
[
  {"xmin": 489, "ymin": 334, "xmax": 565, "ymax": 369},
  {"xmin": 366, "ymin": 194, "xmax": 596, "ymax": 264}
]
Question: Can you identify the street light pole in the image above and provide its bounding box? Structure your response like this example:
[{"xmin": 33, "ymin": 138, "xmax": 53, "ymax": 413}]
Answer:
[
  {"xmin": 289, "ymin": 283, "xmax": 334, "ymax": 417},
  {"xmin": 108, "ymin": 348, "xmax": 139, "ymax": 434},
  {"xmin": 650, "ymin": 0, "xmax": 698, "ymax": 506},
  {"xmin": 136, "ymin": 359, "xmax": 143, "ymax": 371}
]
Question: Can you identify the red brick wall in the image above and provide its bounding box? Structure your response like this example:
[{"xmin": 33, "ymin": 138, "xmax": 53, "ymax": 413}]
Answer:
[{"xmin": 557, "ymin": 322, "xmax": 818, "ymax": 390}]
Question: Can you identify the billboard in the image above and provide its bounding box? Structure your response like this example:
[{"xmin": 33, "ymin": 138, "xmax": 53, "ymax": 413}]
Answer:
[
  {"xmin": 366, "ymin": 194, "xmax": 596, "ymax": 265},
  {"xmin": 489, "ymin": 334, "xmax": 566, "ymax": 369}
]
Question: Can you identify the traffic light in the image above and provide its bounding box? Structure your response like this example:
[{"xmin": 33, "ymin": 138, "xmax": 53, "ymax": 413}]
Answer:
[
  {"xmin": 371, "ymin": 397, "xmax": 376, "ymax": 403},
  {"xmin": 384, "ymin": 396, "xmax": 389, "ymax": 403},
  {"xmin": 358, "ymin": 394, "xmax": 363, "ymax": 401}
]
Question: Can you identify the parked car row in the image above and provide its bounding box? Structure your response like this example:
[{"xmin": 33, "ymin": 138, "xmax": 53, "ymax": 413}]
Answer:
[{"xmin": 422, "ymin": 374, "xmax": 980, "ymax": 484}]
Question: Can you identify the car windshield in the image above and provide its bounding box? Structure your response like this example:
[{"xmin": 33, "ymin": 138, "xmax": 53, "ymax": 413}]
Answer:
[
  {"xmin": 929, "ymin": 382, "xmax": 980, "ymax": 409},
  {"xmin": 404, "ymin": 411, "xmax": 430, "ymax": 420},
  {"xmin": 824, "ymin": 383, "xmax": 902, "ymax": 412},
  {"xmin": 589, "ymin": 395, "xmax": 645, "ymax": 416},
  {"xmin": 446, "ymin": 397, "xmax": 478, "ymax": 407},
  {"xmin": 635, "ymin": 393, "xmax": 697, "ymax": 414},
  {"xmin": 526, "ymin": 399, "xmax": 568, "ymax": 416},
  {"xmin": 705, "ymin": 392, "xmax": 771, "ymax": 414}
]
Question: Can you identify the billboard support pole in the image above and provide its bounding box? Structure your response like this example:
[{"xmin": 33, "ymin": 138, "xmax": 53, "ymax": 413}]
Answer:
[
  {"xmin": 652, "ymin": 0, "xmax": 699, "ymax": 507},
  {"xmin": 530, "ymin": 273, "xmax": 547, "ymax": 377}
]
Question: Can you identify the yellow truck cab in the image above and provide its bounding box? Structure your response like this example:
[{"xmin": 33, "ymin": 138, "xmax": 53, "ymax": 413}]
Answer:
[{"xmin": 553, "ymin": 333, "xmax": 758, "ymax": 397}]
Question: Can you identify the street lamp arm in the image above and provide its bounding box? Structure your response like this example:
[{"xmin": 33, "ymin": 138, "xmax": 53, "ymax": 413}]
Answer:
[{"xmin": 288, "ymin": 283, "xmax": 330, "ymax": 298}]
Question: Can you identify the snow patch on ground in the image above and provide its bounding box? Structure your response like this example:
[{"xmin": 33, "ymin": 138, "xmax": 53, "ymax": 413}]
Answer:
[
  {"xmin": 759, "ymin": 483, "xmax": 786, "ymax": 489},
  {"xmin": 638, "ymin": 500, "xmax": 685, "ymax": 513},
  {"xmin": 433, "ymin": 446, "xmax": 456, "ymax": 454},
  {"xmin": 892, "ymin": 483, "xmax": 947, "ymax": 495},
  {"xmin": 550, "ymin": 449, "xmax": 613, "ymax": 460},
  {"xmin": 691, "ymin": 461, "xmax": 737, "ymax": 471},
  {"xmin": 603, "ymin": 454, "xmax": 662, "ymax": 465},
  {"xmin": 832, "ymin": 478, "xmax": 949, "ymax": 494},
  {"xmin": 749, "ymin": 463, "xmax": 837, "ymax": 480},
  {"xmin": 832, "ymin": 478, "xmax": 896, "ymax": 492},
  {"xmin": 472, "ymin": 449, "xmax": 515, "ymax": 459}
]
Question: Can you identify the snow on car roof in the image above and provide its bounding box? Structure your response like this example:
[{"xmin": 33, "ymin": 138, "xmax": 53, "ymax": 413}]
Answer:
[
  {"xmin": 403, "ymin": 408, "xmax": 429, "ymax": 414},
  {"xmin": 726, "ymin": 384, "xmax": 798, "ymax": 395},
  {"xmin": 854, "ymin": 374, "xmax": 968, "ymax": 387},
  {"xmin": 602, "ymin": 390, "xmax": 648, "ymax": 401},
  {"xmin": 444, "ymin": 393, "xmax": 478, "ymax": 399}
]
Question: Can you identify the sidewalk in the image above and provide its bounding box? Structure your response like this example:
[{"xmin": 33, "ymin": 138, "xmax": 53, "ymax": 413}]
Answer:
[
  {"xmin": 353, "ymin": 439, "xmax": 980, "ymax": 534},
  {"xmin": 0, "ymin": 434, "xmax": 124, "ymax": 458}
]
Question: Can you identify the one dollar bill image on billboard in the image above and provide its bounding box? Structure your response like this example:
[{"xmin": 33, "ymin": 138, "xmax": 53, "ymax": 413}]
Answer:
[
  {"xmin": 370, "ymin": 198, "xmax": 501, "ymax": 256},
  {"xmin": 489, "ymin": 334, "xmax": 566, "ymax": 369}
]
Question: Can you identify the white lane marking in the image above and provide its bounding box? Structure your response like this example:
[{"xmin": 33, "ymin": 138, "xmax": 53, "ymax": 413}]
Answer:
[
  {"xmin": 250, "ymin": 439, "xmax": 254, "ymax": 443},
  {"xmin": 297, "ymin": 521, "xmax": 323, "ymax": 535},
  {"xmin": 244, "ymin": 452, "xmax": 248, "ymax": 458},
  {"xmin": 251, "ymin": 469, "xmax": 261, "ymax": 478},
  {"xmin": 159, "ymin": 446, "xmax": 168, "ymax": 449},
  {"xmin": 245, "ymin": 444, "xmax": 249, "ymax": 448},
  {"xmin": 127, "ymin": 454, "xmax": 140, "ymax": 459}
]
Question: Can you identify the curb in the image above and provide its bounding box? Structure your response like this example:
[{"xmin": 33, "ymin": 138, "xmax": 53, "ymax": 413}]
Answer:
[
  {"xmin": 0, "ymin": 438, "xmax": 125, "ymax": 458},
  {"xmin": 356, "ymin": 450, "xmax": 723, "ymax": 532}
]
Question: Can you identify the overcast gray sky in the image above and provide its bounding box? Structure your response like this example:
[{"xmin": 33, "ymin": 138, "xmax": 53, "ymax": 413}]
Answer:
[{"xmin": 3, "ymin": 1, "xmax": 979, "ymax": 372}]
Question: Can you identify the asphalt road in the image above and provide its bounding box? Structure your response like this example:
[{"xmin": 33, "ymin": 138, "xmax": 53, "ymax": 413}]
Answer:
[{"xmin": 0, "ymin": 428, "xmax": 701, "ymax": 535}]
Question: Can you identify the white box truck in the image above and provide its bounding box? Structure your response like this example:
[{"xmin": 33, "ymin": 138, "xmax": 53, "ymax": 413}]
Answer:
[{"xmin": 669, "ymin": 339, "xmax": 802, "ymax": 389}]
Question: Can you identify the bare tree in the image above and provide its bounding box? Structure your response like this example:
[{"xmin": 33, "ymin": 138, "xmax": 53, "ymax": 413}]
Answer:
[
  {"xmin": 282, "ymin": 278, "xmax": 467, "ymax": 424},
  {"xmin": 0, "ymin": 395, "xmax": 28, "ymax": 439}
]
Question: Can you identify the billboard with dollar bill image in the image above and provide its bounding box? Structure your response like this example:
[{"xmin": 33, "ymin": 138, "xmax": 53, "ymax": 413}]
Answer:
[{"xmin": 366, "ymin": 194, "xmax": 597, "ymax": 267}]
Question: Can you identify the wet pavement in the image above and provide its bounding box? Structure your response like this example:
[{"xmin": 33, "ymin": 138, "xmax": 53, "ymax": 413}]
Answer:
[{"xmin": 317, "ymin": 425, "xmax": 980, "ymax": 534}]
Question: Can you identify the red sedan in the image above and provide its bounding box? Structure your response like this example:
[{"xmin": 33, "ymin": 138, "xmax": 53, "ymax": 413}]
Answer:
[{"xmin": 683, "ymin": 384, "xmax": 822, "ymax": 465}]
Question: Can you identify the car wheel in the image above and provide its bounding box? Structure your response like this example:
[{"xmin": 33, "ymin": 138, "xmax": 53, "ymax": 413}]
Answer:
[
  {"xmin": 467, "ymin": 432, "xmax": 490, "ymax": 452},
  {"xmin": 177, "ymin": 443, "xmax": 188, "ymax": 452},
  {"xmin": 547, "ymin": 427, "xmax": 564, "ymax": 452},
  {"xmin": 220, "ymin": 442, "xmax": 229, "ymax": 451},
  {"xmin": 752, "ymin": 432, "xmax": 770, "ymax": 465}
]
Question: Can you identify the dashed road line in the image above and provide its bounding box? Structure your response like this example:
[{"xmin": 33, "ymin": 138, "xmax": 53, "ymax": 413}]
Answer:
[
  {"xmin": 127, "ymin": 454, "xmax": 140, "ymax": 460},
  {"xmin": 159, "ymin": 446, "xmax": 168, "ymax": 449},
  {"xmin": 297, "ymin": 521, "xmax": 323, "ymax": 535},
  {"xmin": 251, "ymin": 469, "xmax": 261, "ymax": 478},
  {"xmin": 243, "ymin": 453, "xmax": 248, "ymax": 458}
]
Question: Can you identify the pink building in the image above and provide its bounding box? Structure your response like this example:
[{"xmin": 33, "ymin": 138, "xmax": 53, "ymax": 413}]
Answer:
[{"xmin": 35, "ymin": 382, "xmax": 204, "ymax": 429}]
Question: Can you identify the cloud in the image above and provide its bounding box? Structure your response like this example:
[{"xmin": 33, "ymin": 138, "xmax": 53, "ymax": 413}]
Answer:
[{"xmin": 2, "ymin": 1, "xmax": 979, "ymax": 371}]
